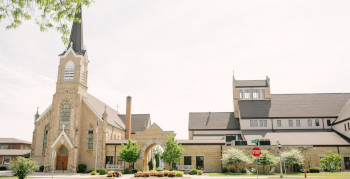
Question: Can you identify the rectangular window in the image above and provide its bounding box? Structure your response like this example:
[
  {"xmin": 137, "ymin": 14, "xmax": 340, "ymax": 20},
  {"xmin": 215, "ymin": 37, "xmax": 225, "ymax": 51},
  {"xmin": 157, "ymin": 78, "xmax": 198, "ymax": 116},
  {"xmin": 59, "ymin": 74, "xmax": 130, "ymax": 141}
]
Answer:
[
  {"xmin": 3, "ymin": 157, "xmax": 10, "ymax": 164},
  {"xmin": 0, "ymin": 145, "xmax": 8, "ymax": 149},
  {"xmin": 259, "ymin": 140, "xmax": 271, "ymax": 146},
  {"xmin": 184, "ymin": 156, "xmax": 191, "ymax": 165},
  {"xmin": 289, "ymin": 120, "xmax": 293, "ymax": 127},
  {"xmin": 253, "ymin": 89, "xmax": 260, "ymax": 99},
  {"xmin": 226, "ymin": 135, "xmax": 236, "ymax": 142},
  {"xmin": 240, "ymin": 90, "xmax": 244, "ymax": 99},
  {"xmin": 348, "ymin": 123, "xmax": 350, "ymax": 130},
  {"xmin": 264, "ymin": 120, "xmax": 267, "ymax": 127},
  {"xmin": 308, "ymin": 120, "xmax": 312, "ymax": 127},
  {"xmin": 315, "ymin": 119, "xmax": 320, "ymax": 126},
  {"xmin": 254, "ymin": 120, "xmax": 258, "ymax": 127},
  {"xmin": 196, "ymin": 156, "xmax": 204, "ymax": 170},
  {"xmin": 345, "ymin": 124, "xmax": 347, "ymax": 131},
  {"xmin": 250, "ymin": 120, "xmax": 254, "ymax": 127},
  {"xmin": 105, "ymin": 156, "xmax": 113, "ymax": 165},
  {"xmin": 296, "ymin": 120, "xmax": 301, "ymax": 127},
  {"xmin": 261, "ymin": 89, "xmax": 265, "ymax": 98},
  {"xmin": 277, "ymin": 120, "xmax": 281, "ymax": 127},
  {"xmin": 327, "ymin": 119, "xmax": 331, "ymax": 126},
  {"xmin": 259, "ymin": 120, "xmax": 263, "ymax": 127},
  {"xmin": 345, "ymin": 157, "xmax": 350, "ymax": 170},
  {"xmin": 244, "ymin": 89, "xmax": 251, "ymax": 99}
]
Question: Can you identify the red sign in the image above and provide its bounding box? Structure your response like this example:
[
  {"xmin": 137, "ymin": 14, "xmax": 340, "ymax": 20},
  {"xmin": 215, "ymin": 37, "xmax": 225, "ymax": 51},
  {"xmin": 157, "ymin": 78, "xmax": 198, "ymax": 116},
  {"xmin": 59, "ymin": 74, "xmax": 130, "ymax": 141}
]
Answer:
[{"xmin": 251, "ymin": 147, "xmax": 261, "ymax": 157}]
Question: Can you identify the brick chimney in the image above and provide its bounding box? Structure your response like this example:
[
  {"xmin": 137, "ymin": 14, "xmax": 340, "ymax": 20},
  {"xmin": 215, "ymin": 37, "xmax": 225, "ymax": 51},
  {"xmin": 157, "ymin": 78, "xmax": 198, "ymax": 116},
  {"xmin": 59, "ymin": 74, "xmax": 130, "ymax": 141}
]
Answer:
[{"xmin": 125, "ymin": 96, "xmax": 132, "ymax": 140}]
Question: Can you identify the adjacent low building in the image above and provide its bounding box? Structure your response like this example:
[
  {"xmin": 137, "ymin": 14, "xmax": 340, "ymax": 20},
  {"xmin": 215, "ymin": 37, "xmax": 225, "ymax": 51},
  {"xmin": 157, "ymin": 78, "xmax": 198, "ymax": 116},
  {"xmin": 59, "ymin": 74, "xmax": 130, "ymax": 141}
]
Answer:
[{"xmin": 0, "ymin": 138, "xmax": 31, "ymax": 169}]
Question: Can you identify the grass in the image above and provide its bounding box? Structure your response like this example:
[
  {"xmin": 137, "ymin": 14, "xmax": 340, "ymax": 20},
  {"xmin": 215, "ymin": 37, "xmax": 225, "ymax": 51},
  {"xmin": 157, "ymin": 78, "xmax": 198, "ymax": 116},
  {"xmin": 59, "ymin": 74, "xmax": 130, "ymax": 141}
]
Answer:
[{"xmin": 205, "ymin": 172, "xmax": 350, "ymax": 178}]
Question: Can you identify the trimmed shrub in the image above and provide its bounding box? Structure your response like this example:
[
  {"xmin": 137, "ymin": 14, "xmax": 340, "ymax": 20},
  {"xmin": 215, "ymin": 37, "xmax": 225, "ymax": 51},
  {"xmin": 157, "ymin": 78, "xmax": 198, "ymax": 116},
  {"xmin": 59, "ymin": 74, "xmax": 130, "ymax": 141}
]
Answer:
[
  {"xmin": 176, "ymin": 171, "xmax": 184, "ymax": 177},
  {"xmin": 309, "ymin": 168, "xmax": 320, "ymax": 173},
  {"xmin": 229, "ymin": 168, "xmax": 235, "ymax": 173},
  {"xmin": 189, "ymin": 168, "xmax": 198, "ymax": 175},
  {"xmin": 197, "ymin": 170, "xmax": 203, "ymax": 175},
  {"xmin": 168, "ymin": 172, "xmax": 176, "ymax": 177},
  {"xmin": 90, "ymin": 171, "xmax": 97, "ymax": 175},
  {"xmin": 0, "ymin": 166, "xmax": 7, "ymax": 171},
  {"xmin": 169, "ymin": 168, "xmax": 174, "ymax": 171},
  {"xmin": 156, "ymin": 167, "xmax": 164, "ymax": 171},
  {"xmin": 132, "ymin": 169, "xmax": 138, "ymax": 173},
  {"xmin": 99, "ymin": 167, "xmax": 107, "ymax": 175},
  {"xmin": 222, "ymin": 167, "xmax": 228, "ymax": 173},
  {"xmin": 157, "ymin": 172, "xmax": 164, "ymax": 177},
  {"xmin": 77, "ymin": 164, "xmax": 87, "ymax": 173},
  {"xmin": 164, "ymin": 170, "xmax": 170, "ymax": 176},
  {"xmin": 300, "ymin": 169, "xmax": 309, "ymax": 173},
  {"xmin": 240, "ymin": 168, "xmax": 247, "ymax": 173},
  {"xmin": 39, "ymin": 166, "xmax": 44, "ymax": 172},
  {"xmin": 124, "ymin": 168, "xmax": 131, "ymax": 174},
  {"xmin": 144, "ymin": 173, "xmax": 150, "ymax": 177}
]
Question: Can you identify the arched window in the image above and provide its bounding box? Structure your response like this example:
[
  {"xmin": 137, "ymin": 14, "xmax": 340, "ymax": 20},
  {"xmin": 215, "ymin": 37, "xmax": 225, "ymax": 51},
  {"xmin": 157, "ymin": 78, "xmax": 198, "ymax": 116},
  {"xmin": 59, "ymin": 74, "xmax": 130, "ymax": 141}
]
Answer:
[
  {"xmin": 43, "ymin": 125, "xmax": 50, "ymax": 150},
  {"xmin": 64, "ymin": 61, "xmax": 74, "ymax": 81},
  {"xmin": 87, "ymin": 126, "xmax": 93, "ymax": 150},
  {"xmin": 59, "ymin": 100, "xmax": 71, "ymax": 130},
  {"xmin": 58, "ymin": 146, "xmax": 68, "ymax": 156},
  {"xmin": 80, "ymin": 64, "xmax": 85, "ymax": 83}
]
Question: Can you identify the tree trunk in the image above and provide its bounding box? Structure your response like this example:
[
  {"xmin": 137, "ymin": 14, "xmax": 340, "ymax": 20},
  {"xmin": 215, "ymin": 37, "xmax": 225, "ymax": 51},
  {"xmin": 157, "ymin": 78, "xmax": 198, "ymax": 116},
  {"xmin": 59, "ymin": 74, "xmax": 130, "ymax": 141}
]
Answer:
[{"xmin": 235, "ymin": 162, "xmax": 238, "ymax": 173}]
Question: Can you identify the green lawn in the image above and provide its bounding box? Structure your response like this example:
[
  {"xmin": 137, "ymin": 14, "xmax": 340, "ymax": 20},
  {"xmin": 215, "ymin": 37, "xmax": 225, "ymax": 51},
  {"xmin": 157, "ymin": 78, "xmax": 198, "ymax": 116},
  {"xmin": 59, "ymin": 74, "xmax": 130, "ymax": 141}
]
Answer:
[{"xmin": 205, "ymin": 172, "xmax": 350, "ymax": 178}]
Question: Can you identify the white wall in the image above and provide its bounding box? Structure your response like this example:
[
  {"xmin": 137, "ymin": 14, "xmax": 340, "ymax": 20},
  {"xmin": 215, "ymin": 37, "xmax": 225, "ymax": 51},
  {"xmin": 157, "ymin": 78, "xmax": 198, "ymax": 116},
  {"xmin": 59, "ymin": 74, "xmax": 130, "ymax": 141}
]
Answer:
[{"xmin": 240, "ymin": 118, "xmax": 336, "ymax": 130}]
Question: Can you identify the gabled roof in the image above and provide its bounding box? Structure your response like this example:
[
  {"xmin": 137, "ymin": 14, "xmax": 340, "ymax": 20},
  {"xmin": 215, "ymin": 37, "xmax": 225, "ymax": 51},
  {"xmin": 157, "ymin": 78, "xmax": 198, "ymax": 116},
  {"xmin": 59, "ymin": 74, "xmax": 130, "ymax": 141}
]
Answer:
[
  {"xmin": 118, "ymin": 114, "xmax": 151, "ymax": 133},
  {"xmin": 239, "ymin": 93, "xmax": 350, "ymax": 118},
  {"xmin": 234, "ymin": 80, "xmax": 268, "ymax": 87},
  {"xmin": 83, "ymin": 94, "xmax": 125, "ymax": 130},
  {"xmin": 335, "ymin": 98, "xmax": 350, "ymax": 124},
  {"xmin": 188, "ymin": 112, "xmax": 240, "ymax": 130},
  {"xmin": 0, "ymin": 138, "xmax": 31, "ymax": 144}
]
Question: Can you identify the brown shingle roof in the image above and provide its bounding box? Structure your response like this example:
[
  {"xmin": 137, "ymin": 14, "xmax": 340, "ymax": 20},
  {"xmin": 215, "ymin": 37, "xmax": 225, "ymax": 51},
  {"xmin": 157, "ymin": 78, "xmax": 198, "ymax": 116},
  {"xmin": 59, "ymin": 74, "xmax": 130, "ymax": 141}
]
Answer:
[
  {"xmin": 0, "ymin": 149, "xmax": 31, "ymax": 156},
  {"xmin": 188, "ymin": 112, "xmax": 240, "ymax": 130},
  {"xmin": 242, "ymin": 130, "xmax": 350, "ymax": 146},
  {"xmin": 118, "ymin": 114, "xmax": 151, "ymax": 133},
  {"xmin": 235, "ymin": 80, "xmax": 268, "ymax": 87},
  {"xmin": 335, "ymin": 98, "xmax": 350, "ymax": 124},
  {"xmin": 0, "ymin": 138, "xmax": 31, "ymax": 144},
  {"xmin": 239, "ymin": 93, "xmax": 350, "ymax": 118}
]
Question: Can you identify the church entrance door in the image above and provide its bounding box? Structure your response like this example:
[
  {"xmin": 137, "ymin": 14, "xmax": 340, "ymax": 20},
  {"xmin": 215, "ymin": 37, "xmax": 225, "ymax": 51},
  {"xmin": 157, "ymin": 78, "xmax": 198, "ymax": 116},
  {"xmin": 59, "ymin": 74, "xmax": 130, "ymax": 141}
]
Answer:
[{"xmin": 56, "ymin": 146, "xmax": 68, "ymax": 170}]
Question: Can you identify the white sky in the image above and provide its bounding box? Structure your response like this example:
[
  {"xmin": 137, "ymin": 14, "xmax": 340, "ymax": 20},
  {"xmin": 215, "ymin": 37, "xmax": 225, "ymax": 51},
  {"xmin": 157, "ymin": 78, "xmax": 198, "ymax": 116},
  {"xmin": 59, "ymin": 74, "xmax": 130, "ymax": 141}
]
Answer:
[{"xmin": 0, "ymin": 0, "xmax": 350, "ymax": 142}]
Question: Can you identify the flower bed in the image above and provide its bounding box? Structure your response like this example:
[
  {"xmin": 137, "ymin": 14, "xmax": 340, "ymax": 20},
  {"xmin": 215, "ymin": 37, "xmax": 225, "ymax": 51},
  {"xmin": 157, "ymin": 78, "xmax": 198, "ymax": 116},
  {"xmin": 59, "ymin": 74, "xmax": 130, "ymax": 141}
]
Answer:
[{"xmin": 134, "ymin": 171, "xmax": 183, "ymax": 177}]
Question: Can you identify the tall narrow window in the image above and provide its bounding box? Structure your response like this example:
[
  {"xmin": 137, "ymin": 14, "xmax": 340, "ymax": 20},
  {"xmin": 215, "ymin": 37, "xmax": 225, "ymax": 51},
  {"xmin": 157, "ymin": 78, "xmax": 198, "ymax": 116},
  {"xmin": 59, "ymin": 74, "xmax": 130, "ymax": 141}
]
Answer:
[
  {"xmin": 315, "ymin": 119, "xmax": 320, "ymax": 126},
  {"xmin": 196, "ymin": 156, "xmax": 204, "ymax": 170},
  {"xmin": 250, "ymin": 120, "xmax": 254, "ymax": 127},
  {"xmin": 64, "ymin": 61, "xmax": 74, "ymax": 81},
  {"xmin": 289, "ymin": 120, "xmax": 293, "ymax": 127},
  {"xmin": 277, "ymin": 120, "xmax": 281, "ymax": 127},
  {"xmin": 253, "ymin": 89, "xmax": 260, "ymax": 99},
  {"xmin": 88, "ymin": 126, "xmax": 94, "ymax": 150},
  {"xmin": 43, "ymin": 125, "xmax": 50, "ymax": 150},
  {"xmin": 254, "ymin": 120, "xmax": 258, "ymax": 127},
  {"xmin": 261, "ymin": 89, "xmax": 265, "ymax": 99},
  {"xmin": 184, "ymin": 156, "xmax": 192, "ymax": 165},
  {"xmin": 59, "ymin": 100, "xmax": 71, "ymax": 130},
  {"xmin": 308, "ymin": 120, "xmax": 312, "ymax": 127},
  {"xmin": 264, "ymin": 120, "xmax": 267, "ymax": 127},
  {"xmin": 244, "ymin": 89, "xmax": 251, "ymax": 99},
  {"xmin": 296, "ymin": 120, "xmax": 301, "ymax": 127},
  {"xmin": 345, "ymin": 124, "xmax": 347, "ymax": 131},
  {"xmin": 327, "ymin": 119, "xmax": 331, "ymax": 126},
  {"xmin": 240, "ymin": 90, "xmax": 244, "ymax": 99},
  {"xmin": 80, "ymin": 64, "xmax": 85, "ymax": 83},
  {"xmin": 259, "ymin": 120, "xmax": 263, "ymax": 127}
]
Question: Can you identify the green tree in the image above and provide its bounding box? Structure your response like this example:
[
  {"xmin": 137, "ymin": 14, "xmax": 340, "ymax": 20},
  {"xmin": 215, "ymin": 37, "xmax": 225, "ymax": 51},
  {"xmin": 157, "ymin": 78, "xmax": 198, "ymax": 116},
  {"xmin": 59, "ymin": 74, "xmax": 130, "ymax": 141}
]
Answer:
[
  {"xmin": 281, "ymin": 149, "xmax": 304, "ymax": 172},
  {"xmin": 320, "ymin": 151, "xmax": 342, "ymax": 172},
  {"xmin": 11, "ymin": 157, "xmax": 39, "ymax": 179},
  {"xmin": 0, "ymin": 0, "xmax": 92, "ymax": 44},
  {"xmin": 222, "ymin": 148, "xmax": 250, "ymax": 172},
  {"xmin": 252, "ymin": 150, "xmax": 278, "ymax": 174},
  {"xmin": 119, "ymin": 140, "xmax": 140, "ymax": 169},
  {"xmin": 162, "ymin": 136, "xmax": 184, "ymax": 169},
  {"xmin": 148, "ymin": 158, "xmax": 154, "ymax": 170}
]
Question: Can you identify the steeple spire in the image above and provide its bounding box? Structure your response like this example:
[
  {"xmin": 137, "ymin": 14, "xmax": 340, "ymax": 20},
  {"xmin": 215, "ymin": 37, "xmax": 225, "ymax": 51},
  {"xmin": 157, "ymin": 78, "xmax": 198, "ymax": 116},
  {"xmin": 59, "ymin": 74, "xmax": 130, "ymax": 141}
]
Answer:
[{"xmin": 68, "ymin": 5, "xmax": 85, "ymax": 55}]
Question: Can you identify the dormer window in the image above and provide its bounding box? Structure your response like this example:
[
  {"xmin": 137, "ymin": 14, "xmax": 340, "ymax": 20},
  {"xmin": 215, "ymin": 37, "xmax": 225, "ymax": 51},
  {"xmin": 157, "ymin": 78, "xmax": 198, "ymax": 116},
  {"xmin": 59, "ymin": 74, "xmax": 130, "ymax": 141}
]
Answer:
[
  {"xmin": 239, "ymin": 88, "xmax": 265, "ymax": 99},
  {"xmin": 64, "ymin": 61, "xmax": 74, "ymax": 81},
  {"xmin": 253, "ymin": 89, "xmax": 260, "ymax": 98}
]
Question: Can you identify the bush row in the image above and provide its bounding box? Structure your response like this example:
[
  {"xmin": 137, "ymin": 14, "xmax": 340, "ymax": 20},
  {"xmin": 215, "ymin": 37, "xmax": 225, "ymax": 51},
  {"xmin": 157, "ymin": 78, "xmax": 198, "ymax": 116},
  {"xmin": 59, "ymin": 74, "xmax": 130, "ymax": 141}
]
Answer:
[{"xmin": 134, "ymin": 170, "xmax": 184, "ymax": 177}]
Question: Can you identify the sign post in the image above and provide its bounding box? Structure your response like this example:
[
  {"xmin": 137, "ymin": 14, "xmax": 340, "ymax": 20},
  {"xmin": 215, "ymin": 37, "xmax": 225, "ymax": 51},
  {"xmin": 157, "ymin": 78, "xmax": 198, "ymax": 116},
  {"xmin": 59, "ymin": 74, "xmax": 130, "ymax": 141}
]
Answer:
[
  {"xmin": 52, "ymin": 150, "xmax": 56, "ymax": 179},
  {"xmin": 252, "ymin": 147, "xmax": 261, "ymax": 179}
]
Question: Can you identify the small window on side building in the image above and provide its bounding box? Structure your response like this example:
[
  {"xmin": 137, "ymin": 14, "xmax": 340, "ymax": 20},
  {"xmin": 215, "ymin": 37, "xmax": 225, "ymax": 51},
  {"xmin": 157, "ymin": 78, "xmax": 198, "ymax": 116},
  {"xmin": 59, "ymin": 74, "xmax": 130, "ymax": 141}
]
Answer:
[
  {"xmin": 296, "ymin": 120, "xmax": 300, "ymax": 127},
  {"xmin": 196, "ymin": 156, "xmax": 204, "ymax": 170},
  {"xmin": 315, "ymin": 119, "xmax": 320, "ymax": 126},
  {"xmin": 308, "ymin": 120, "xmax": 312, "ymax": 127},
  {"xmin": 327, "ymin": 119, "xmax": 331, "ymax": 126},
  {"xmin": 254, "ymin": 120, "xmax": 258, "ymax": 127},
  {"xmin": 259, "ymin": 120, "xmax": 263, "ymax": 127},
  {"xmin": 250, "ymin": 120, "xmax": 254, "ymax": 127},
  {"xmin": 289, "ymin": 120, "xmax": 293, "ymax": 127},
  {"xmin": 277, "ymin": 120, "xmax": 281, "ymax": 127},
  {"xmin": 264, "ymin": 120, "xmax": 267, "ymax": 127}
]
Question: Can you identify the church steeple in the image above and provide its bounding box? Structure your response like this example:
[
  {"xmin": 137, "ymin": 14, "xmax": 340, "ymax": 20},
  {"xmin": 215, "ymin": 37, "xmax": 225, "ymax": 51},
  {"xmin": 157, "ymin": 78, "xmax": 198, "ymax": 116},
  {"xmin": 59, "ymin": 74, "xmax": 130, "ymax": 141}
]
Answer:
[{"xmin": 66, "ymin": 5, "xmax": 85, "ymax": 55}]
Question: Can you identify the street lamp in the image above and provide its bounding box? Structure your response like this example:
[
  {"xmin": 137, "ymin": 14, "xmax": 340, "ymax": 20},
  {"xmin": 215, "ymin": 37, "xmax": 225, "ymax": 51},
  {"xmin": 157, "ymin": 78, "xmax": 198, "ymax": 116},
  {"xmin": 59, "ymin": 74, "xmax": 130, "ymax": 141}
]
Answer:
[{"xmin": 278, "ymin": 141, "xmax": 283, "ymax": 178}]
